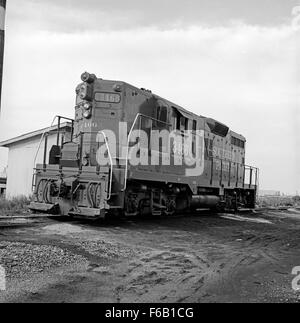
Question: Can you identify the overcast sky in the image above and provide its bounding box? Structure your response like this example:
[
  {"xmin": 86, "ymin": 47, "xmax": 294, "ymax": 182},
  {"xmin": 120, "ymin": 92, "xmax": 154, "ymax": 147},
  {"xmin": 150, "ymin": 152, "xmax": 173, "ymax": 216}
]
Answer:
[{"xmin": 0, "ymin": 0, "xmax": 299, "ymax": 194}]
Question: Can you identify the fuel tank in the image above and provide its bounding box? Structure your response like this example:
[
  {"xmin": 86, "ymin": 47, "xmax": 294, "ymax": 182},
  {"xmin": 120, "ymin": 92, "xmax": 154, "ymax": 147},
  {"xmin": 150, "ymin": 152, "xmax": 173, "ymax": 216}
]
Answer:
[{"xmin": 189, "ymin": 195, "xmax": 220, "ymax": 209}]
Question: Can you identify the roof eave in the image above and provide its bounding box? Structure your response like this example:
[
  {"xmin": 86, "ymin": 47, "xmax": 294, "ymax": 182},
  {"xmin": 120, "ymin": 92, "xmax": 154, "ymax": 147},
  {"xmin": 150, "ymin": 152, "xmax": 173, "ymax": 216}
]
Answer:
[{"xmin": 0, "ymin": 122, "xmax": 72, "ymax": 148}]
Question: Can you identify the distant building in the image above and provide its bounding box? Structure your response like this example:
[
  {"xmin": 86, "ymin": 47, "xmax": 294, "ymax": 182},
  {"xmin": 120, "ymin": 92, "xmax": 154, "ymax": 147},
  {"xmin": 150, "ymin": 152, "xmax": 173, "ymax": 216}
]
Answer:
[
  {"xmin": 0, "ymin": 123, "xmax": 72, "ymax": 198},
  {"xmin": 259, "ymin": 190, "xmax": 281, "ymax": 197}
]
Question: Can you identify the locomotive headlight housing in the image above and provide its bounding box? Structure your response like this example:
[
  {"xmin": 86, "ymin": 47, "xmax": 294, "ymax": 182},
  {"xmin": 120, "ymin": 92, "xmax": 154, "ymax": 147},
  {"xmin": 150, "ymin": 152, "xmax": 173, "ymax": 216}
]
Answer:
[
  {"xmin": 113, "ymin": 84, "xmax": 122, "ymax": 92},
  {"xmin": 82, "ymin": 101, "xmax": 92, "ymax": 119},
  {"xmin": 83, "ymin": 102, "xmax": 92, "ymax": 110},
  {"xmin": 79, "ymin": 84, "xmax": 87, "ymax": 99},
  {"xmin": 81, "ymin": 72, "xmax": 97, "ymax": 84},
  {"xmin": 82, "ymin": 153, "xmax": 90, "ymax": 166},
  {"xmin": 83, "ymin": 110, "xmax": 92, "ymax": 119},
  {"xmin": 79, "ymin": 83, "xmax": 93, "ymax": 101}
]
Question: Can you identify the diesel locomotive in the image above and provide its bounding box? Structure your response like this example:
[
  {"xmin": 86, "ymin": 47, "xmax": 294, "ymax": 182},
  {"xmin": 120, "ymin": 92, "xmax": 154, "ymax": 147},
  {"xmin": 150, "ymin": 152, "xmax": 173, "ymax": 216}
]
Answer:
[{"xmin": 30, "ymin": 72, "xmax": 259, "ymax": 218}]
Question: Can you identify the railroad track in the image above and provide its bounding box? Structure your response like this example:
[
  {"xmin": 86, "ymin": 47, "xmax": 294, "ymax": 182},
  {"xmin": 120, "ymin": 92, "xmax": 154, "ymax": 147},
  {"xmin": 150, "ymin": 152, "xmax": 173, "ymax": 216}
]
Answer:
[
  {"xmin": 0, "ymin": 214, "xmax": 63, "ymax": 220},
  {"xmin": 0, "ymin": 206, "xmax": 297, "ymax": 222}
]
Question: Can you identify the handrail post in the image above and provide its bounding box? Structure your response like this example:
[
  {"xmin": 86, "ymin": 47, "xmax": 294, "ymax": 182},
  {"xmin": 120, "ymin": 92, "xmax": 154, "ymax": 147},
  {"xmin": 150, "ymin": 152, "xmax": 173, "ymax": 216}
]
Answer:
[
  {"xmin": 123, "ymin": 113, "xmax": 141, "ymax": 191},
  {"xmin": 33, "ymin": 115, "xmax": 75, "ymax": 170},
  {"xmin": 71, "ymin": 120, "xmax": 74, "ymax": 141},
  {"xmin": 220, "ymin": 159, "xmax": 223, "ymax": 186},
  {"xmin": 122, "ymin": 113, "xmax": 173, "ymax": 192},
  {"xmin": 79, "ymin": 132, "xmax": 84, "ymax": 170},
  {"xmin": 228, "ymin": 161, "xmax": 231, "ymax": 187},
  {"xmin": 97, "ymin": 131, "xmax": 113, "ymax": 201},
  {"xmin": 210, "ymin": 158, "xmax": 214, "ymax": 185},
  {"xmin": 249, "ymin": 168, "xmax": 253, "ymax": 188},
  {"xmin": 57, "ymin": 116, "xmax": 61, "ymax": 146},
  {"xmin": 43, "ymin": 133, "xmax": 48, "ymax": 170},
  {"xmin": 255, "ymin": 168, "xmax": 258, "ymax": 187}
]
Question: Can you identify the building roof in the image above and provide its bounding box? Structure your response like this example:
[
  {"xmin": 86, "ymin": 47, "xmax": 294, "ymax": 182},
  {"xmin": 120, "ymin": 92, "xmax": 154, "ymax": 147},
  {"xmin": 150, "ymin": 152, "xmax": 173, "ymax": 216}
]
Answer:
[{"xmin": 0, "ymin": 122, "xmax": 72, "ymax": 148}]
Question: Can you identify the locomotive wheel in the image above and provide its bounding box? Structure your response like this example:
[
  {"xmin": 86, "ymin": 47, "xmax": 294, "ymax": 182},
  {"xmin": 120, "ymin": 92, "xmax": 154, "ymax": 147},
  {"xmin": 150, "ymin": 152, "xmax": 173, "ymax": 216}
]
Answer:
[{"xmin": 162, "ymin": 197, "xmax": 176, "ymax": 216}]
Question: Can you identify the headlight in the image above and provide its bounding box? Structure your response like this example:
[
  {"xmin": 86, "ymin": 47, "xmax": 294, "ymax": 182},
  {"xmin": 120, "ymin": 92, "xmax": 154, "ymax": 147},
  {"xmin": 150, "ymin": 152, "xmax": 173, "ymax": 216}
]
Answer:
[
  {"xmin": 83, "ymin": 110, "xmax": 92, "ymax": 119},
  {"xmin": 83, "ymin": 102, "xmax": 92, "ymax": 110},
  {"xmin": 79, "ymin": 83, "xmax": 93, "ymax": 101},
  {"xmin": 79, "ymin": 84, "xmax": 87, "ymax": 99},
  {"xmin": 82, "ymin": 157, "xmax": 89, "ymax": 166}
]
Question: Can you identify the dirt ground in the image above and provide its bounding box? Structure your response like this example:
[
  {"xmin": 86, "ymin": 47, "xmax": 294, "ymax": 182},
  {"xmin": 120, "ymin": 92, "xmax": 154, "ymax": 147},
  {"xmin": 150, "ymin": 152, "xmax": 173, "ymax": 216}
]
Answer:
[{"xmin": 0, "ymin": 209, "xmax": 300, "ymax": 303}]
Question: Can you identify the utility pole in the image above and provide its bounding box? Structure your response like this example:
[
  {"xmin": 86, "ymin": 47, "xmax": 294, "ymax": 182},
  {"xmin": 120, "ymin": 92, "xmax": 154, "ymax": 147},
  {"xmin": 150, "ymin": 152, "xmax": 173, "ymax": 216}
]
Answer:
[{"xmin": 0, "ymin": 0, "xmax": 6, "ymax": 113}]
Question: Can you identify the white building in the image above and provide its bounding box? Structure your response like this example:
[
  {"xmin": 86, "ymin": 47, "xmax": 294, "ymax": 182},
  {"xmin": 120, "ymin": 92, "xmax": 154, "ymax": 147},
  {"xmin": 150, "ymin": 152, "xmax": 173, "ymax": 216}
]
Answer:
[{"xmin": 0, "ymin": 123, "xmax": 72, "ymax": 198}]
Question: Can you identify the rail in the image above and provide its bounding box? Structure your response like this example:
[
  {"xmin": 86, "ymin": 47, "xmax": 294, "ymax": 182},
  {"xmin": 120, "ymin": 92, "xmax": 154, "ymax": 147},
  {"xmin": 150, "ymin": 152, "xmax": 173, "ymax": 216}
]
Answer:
[
  {"xmin": 209, "ymin": 157, "xmax": 259, "ymax": 189},
  {"xmin": 32, "ymin": 115, "xmax": 75, "ymax": 192},
  {"xmin": 122, "ymin": 114, "xmax": 259, "ymax": 191},
  {"xmin": 33, "ymin": 115, "xmax": 75, "ymax": 170}
]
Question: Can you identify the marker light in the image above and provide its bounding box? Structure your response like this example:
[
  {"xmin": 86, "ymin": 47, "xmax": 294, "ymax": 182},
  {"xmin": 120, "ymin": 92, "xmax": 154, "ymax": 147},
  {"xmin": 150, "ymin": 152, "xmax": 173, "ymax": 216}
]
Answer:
[
  {"xmin": 83, "ymin": 110, "xmax": 92, "ymax": 119},
  {"xmin": 113, "ymin": 84, "xmax": 122, "ymax": 92}
]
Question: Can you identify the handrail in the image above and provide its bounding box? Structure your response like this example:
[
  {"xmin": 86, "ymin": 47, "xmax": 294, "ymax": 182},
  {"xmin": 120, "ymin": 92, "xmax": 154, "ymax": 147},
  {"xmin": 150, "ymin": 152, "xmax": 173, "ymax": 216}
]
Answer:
[
  {"xmin": 97, "ymin": 131, "xmax": 113, "ymax": 201},
  {"xmin": 33, "ymin": 115, "xmax": 59, "ymax": 171},
  {"xmin": 209, "ymin": 156, "xmax": 258, "ymax": 172},
  {"xmin": 33, "ymin": 115, "xmax": 75, "ymax": 170},
  {"xmin": 209, "ymin": 156, "xmax": 259, "ymax": 188},
  {"xmin": 123, "ymin": 113, "xmax": 142, "ymax": 191},
  {"xmin": 122, "ymin": 115, "xmax": 259, "ymax": 191},
  {"xmin": 122, "ymin": 113, "xmax": 171, "ymax": 191},
  {"xmin": 32, "ymin": 115, "xmax": 74, "ymax": 192}
]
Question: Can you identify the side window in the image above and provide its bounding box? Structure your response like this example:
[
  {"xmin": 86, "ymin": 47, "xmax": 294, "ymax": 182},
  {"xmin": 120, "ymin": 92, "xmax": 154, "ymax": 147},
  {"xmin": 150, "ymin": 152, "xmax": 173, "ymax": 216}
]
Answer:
[
  {"xmin": 193, "ymin": 120, "xmax": 197, "ymax": 132},
  {"xmin": 179, "ymin": 117, "xmax": 190, "ymax": 132},
  {"xmin": 173, "ymin": 109, "xmax": 191, "ymax": 133},
  {"xmin": 185, "ymin": 118, "xmax": 189, "ymax": 131},
  {"xmin": 231, "ymin": 136, "xmax": 245, "ymax": 149},
  {"xmin": 156, "ymin": 104, "xmax": 168, "ymax": 124},
  {"xmin": 174, "ymin": 110, "xmax": 181, "ymax": 131},
  {"xmin": 156, "ymin": 106, "xmax": 161, "ymax": 121},
  {"xmin": 180, "ymin": 117, "xmax": 186, "ymax": 132},
  {"xmin": 160, "ymin": 106, "xmax": 168, "ymax": 123}
]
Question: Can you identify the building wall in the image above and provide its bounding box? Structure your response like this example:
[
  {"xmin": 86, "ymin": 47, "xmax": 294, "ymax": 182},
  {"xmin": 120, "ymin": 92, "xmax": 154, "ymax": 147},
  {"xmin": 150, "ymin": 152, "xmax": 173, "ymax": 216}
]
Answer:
[
  {"xmin": 0, "ymin": 168, "xmax": 6, "ymax": 197},
  {"xmin": 6, "ymin": 134, "xmax": 58, "ymax": 198},
  {"xmin": 259, "ymin": 190, "xmax": 281, "ymax": 197}
]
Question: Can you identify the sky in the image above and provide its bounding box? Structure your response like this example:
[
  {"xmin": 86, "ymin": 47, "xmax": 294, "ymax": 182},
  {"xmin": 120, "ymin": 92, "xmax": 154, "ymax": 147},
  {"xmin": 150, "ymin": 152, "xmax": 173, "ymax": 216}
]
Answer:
[{"xmin": 0, "ymin": 0, "xmax": 299, "ymax": 194}]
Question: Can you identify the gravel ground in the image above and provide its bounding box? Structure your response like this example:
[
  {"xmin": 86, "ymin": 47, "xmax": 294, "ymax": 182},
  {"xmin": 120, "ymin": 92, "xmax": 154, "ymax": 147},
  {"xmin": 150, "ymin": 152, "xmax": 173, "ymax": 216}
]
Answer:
[
  {"xmin": 0, "ymin": 209, "xmax": 299, "ymax": 303},
  {"xmin": 76, "ymin": 240, "xmax": 136, "ymax": 259},
  {"xmin": 0, "ymin": 241, "xmax": 86, "ymax": 279}
]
